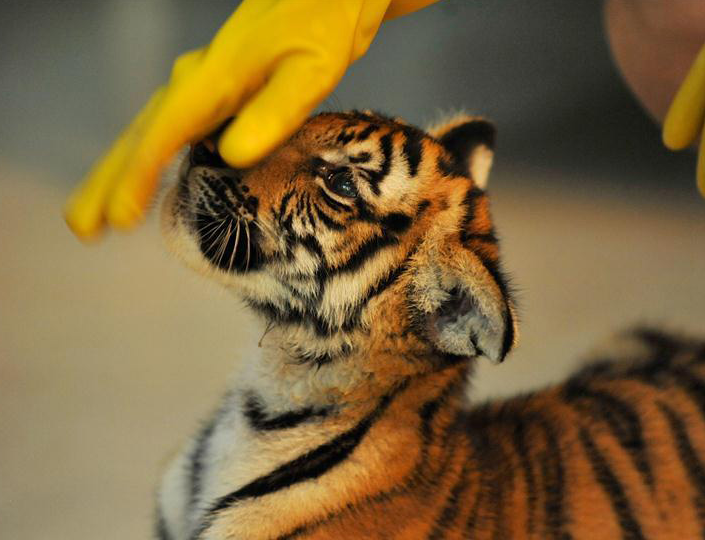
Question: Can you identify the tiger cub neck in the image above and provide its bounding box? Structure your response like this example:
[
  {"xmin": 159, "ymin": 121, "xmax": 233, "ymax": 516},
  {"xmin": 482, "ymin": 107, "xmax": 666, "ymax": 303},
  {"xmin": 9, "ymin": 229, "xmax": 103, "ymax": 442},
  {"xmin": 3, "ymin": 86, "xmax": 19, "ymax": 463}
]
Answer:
[
  {"xmin": 240, "ymin": 319, "xmax": 446, "ymax": 420},
  {"xmin": 191, "ymin": 320, "xmax": 469, "ymax": 531}
]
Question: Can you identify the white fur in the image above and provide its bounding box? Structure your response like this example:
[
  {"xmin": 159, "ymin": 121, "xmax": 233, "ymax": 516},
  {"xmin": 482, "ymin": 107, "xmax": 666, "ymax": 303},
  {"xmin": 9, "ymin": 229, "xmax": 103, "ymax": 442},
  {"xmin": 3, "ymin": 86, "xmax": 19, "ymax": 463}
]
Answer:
[{"xmin": 156, "ymin": 320, "xmax": 374, "ymax": 539}]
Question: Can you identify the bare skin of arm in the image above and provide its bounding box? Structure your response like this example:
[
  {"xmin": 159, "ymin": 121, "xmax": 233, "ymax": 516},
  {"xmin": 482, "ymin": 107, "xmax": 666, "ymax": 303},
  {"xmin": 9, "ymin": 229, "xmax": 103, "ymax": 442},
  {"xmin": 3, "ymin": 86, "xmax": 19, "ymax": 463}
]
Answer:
[{"xmin": 604, "ymin": 0, "xmax": 705, "ymax": 123}]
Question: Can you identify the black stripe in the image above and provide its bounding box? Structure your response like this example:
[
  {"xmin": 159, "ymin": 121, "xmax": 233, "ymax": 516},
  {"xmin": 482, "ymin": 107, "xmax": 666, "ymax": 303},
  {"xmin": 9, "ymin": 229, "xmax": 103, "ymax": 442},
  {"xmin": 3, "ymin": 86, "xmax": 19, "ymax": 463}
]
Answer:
[
  {"xmin": 579, "ymin": 428, "xmax": 646, "ymax": 540},
  {"xmin": 564, "ymin": 384, "xmax": 654, "ymax": 490},
  {"xmin": 318, "ymin": 187, "xmax": 350, "ymax": 213},
  {"xmin": 538, "ymin": 419, "xmax": 570, "ymax": 540},
  {"xmin": 436, "ymin": 154, "xmax": 467, "ymax": 178},
  {"xmin": 277, "ymin": 190, "xmax": 295, "ymax": 224},
  {"xmin": 302, "ymin": 375, "xmax": 466, "ymax": 538},
  {"xmin": 244, "ymin": 394, "xmax": 331, "ymax": 431},
  {"xmin": 511, "ymin": 418, "xmax": 538, "ymax": 535},
  {"xmin": 246, "ymin": 299, "xmax": 283, "ymax": 320},
  {"xmin": 468, "ymin": 407, "xmax": 569, "ymax": 539},
  {"xmin": 427, "ymin": 460, "xmax": 472, "ymax": 540},
  {"xmin": 336, "ymin": 129, "xmax": 355, "ymax": 145},
  {"xmin": 481, "ymin": 256, "xmax": 515, "ymax": 362},
  {"xmin": 439, "ymin": 119, "xmax": 496, "ymax": 152},
  {"xmin": 280, "ymin": 213, "xmax": 294, "ymax": 235},
  {"xmin": 570, "ymin": 330, "xmax": 688, "ymax": 384},
  {"xmin": 280, "ymin": 281, "xmax": 312, "ymax": 303},
  {"xmin": 189, "ymin": 414, "xmax": 218, "ymax": 511},
  {"xmin": 463, "ymin": 230, "xmax": 498, "ymax": 244},
  {"xmin": 359, "ymin": 257, "xmax": 409, "ymax": 304},
  {"xmin": 401, "ymin": 127, "xmax": 424, "ymax": 177},
  {"xmin": 196, "ymin": 382, "xmax": 408, "ymax": 538},
  {"xmin": 155, "ymin": 505, "xmax": 171, "ymax": 540},
  {"xmin": 465, "ymin": 481, "xmax": 485, "ymax": 534},
  {"xmin": 634, "ymin": 328, "xmax": 683, "ymax": 360},
  {"xmin": 353, "ymin": 196, "xmax": 377, "ymax": 223},
  {"xmin": 438, "ymin": 120, "xmax": 495, "ymax": 180},
  {"xmin": 417, "ymin": 199, "xmax": 431, "ymax": 215},
  {"xmin": 276, "ymin": 372, "xmax": 466, "ymax": 540},
  {"xmin": 296, "ymin": 342, "xmax": 353, "ymax": 368},
  {"xmin": 320, "ymin": 234, "xmax": 399, "ymax": 281},
  {"xmin": 304, "ymin": 196, "xmax": 315, "ymax": 229},
  {"xmin": 296, "ymin": 234, "xmax": 324, "ymax": 259},
  {"xmin": 380, "ymin": 212, "xmax": 412, "ymax": 234},
  {"xmin": 472, "ymin": 418, "xmax": 513, "ymax": 540},
  {"xmin": 349, "ymin": 110, "xmax": 376, "ymax": 122},
  {"xmin": 246, "ymin": 299, "xmax": 344, "ymax": 337},
  {"xmin": 464, "ymin": 426, "xmax": 494, "ymax": 534},
  {"xmin": 365, "ymin": 133, "xmax": 393, "ymax": 195},
  {"xmin": 458, "ymin": 187, "xmax": 485, "ymax": 245},
  {"xmin": 328, "ymin": 233, "xmax": 398, "ymax": 276},
  {"xmin": 349, "ymin": 151, "xmax": 372, "ymax": 164},
  {"xmin": 618, "ymin": 328, "xmax": 686, "ymax": 380},
  {"xmin": 355, "ymin": 124, "xmax": 379, "ymax": 142},
  {"xmin": 658, "ymin": 403, "xmax": 705, "ymax": 532},
  {"xmin": 329, "ymin": 254, "xmax": 413, "ymax": 335},
  {"xmin": 490, "ymin": 461, "xmax": 511, "ymax": 540},
  {"xmin": 669, "ymin": 368, "xmax": 705, "ymax": 427},
  {"xmin": 313, "ymin": 204, "xmax": 345, "ymax": 231}
]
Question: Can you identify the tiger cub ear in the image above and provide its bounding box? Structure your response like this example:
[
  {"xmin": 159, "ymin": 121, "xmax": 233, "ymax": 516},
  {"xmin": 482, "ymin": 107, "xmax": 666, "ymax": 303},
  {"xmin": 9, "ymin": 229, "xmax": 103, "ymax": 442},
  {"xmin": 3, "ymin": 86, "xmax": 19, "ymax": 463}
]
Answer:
[
  {"xmin": 427, "ymin": 114, "xmax": 495, "ymax": 189},
  {"xmin": 410, "ymin": 235, "xmax": 517, "ymax": 364}
]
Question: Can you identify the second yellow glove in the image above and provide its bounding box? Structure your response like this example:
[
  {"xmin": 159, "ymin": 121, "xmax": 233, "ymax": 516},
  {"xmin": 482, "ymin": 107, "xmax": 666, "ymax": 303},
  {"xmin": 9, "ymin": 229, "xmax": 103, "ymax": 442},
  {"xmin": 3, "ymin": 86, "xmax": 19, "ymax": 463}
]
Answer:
[{"xmin": 663, "ymin": 42, "xmax": 705, "ymax": 197}]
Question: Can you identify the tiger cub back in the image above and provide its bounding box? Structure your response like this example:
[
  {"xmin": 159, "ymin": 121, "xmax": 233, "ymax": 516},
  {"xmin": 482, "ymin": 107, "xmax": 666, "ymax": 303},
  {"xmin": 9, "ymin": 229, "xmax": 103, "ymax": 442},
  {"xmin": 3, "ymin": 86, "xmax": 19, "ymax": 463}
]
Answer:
[{"xmin": 158, "ymin": 110, "xmax": 705, "ymax": 539}]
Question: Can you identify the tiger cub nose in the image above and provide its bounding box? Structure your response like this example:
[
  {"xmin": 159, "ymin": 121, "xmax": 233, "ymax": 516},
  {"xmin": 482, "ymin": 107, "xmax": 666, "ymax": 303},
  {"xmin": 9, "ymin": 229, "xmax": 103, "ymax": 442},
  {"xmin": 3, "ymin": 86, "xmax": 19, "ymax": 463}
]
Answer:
[{"xmin": 189, "ymin": 139, "xmax": 227, "ymax": 168}]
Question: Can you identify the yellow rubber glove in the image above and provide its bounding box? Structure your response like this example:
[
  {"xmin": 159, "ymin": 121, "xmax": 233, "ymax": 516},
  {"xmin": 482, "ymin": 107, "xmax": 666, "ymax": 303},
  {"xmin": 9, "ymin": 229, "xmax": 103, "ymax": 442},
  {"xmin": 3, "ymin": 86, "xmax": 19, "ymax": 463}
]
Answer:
[
  {"xmin": 663, "ymin": 42, "xmax": 705, "ymax": 197},
  {"xmin": 65, "ymin": 0, "xmax": 439, "ymax": 240}
]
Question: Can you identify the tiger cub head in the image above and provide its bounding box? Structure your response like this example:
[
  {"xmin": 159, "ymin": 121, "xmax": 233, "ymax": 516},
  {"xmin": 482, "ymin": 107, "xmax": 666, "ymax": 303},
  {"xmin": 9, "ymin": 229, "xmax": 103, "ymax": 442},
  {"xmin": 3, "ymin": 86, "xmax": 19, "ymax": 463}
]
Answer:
[{"xmin": 162, "ymin": 111, "xmax": 517, "ymax": 369}]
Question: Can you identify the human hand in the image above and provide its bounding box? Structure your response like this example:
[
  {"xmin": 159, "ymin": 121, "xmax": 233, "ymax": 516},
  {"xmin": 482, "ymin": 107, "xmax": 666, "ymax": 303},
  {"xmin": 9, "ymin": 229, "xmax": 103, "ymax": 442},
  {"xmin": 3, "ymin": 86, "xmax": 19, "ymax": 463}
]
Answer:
[
  {"xmin": 663, "ymin": 43, "xmax": 705, "ymax": 197},
  {"xmin": 64, "ymin": 0, "xmax": 439, "ymax": 240}
]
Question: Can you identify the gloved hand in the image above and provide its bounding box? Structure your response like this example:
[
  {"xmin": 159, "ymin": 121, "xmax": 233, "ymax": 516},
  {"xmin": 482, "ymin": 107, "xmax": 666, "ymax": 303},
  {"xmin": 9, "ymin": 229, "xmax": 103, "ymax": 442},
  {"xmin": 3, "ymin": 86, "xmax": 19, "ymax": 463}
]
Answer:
[
  {"xmin": 65, "ymin": 0, "xmax": 439, "ymax": 240},
  {"xmin": 663, "ymin": 42, "xmax": 705, "ymax": 197}
]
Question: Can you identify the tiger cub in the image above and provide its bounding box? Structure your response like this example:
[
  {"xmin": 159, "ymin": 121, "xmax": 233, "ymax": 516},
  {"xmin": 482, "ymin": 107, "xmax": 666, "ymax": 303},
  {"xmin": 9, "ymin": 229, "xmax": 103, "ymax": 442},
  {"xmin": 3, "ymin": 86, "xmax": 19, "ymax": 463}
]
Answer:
[{"xmin": 159, "ymin": 111, "xmax": 705, "ymax": 539}]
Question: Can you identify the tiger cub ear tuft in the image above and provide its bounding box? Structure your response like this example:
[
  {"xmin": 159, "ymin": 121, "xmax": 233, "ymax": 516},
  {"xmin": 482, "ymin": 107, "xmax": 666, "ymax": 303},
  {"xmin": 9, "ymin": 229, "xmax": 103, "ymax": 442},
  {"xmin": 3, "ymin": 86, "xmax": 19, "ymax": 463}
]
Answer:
[
  {"xmin": 409, "ymin": 243, "xmax": 517, "ymax": 364},
  {"xmin": 427, "ymin": 114, "xmax": 496, "ymax": 188},
  {"xmin": 428, "ymin": 283, "xmax": 516, "ymax": 364}
]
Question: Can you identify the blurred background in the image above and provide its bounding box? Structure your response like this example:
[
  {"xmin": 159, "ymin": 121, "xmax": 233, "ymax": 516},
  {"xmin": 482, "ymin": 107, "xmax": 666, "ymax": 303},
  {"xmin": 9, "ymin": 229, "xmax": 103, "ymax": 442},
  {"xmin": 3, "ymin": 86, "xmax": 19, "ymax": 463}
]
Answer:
[{"xmin": 2, "ymin": 1, "xmax": 704, "ymax": 538}]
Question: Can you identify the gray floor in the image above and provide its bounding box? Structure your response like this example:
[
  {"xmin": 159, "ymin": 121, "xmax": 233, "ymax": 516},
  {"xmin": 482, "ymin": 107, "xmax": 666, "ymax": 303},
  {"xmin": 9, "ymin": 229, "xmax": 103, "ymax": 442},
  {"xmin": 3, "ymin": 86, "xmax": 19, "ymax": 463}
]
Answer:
[{"xmin": 2, "ymin": 1, "xmax": 704, "ymax": 538}]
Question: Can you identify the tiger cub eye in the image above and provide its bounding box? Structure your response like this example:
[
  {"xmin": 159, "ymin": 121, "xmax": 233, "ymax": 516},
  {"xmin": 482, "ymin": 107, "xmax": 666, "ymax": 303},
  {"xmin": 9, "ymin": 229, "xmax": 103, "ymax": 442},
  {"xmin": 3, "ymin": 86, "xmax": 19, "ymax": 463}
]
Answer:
[{"xmin": 326, "ymin": 168, "xmax": 357, "ymax": 198}]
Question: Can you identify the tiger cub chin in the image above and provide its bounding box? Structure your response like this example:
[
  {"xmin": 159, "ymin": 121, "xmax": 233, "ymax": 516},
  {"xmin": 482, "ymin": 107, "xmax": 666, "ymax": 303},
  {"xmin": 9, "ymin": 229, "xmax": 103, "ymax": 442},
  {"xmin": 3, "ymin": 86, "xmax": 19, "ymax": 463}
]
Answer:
[{"xmin": 159, "ymin": 111, "xmax": 705, "ymax": 540}]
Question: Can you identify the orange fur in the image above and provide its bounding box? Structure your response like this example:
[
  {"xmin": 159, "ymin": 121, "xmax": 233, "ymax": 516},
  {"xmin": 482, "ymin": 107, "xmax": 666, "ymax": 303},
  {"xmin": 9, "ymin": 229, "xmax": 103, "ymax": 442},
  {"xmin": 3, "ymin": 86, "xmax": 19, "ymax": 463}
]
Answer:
[{"xmin": 158, "ymin": 111, "xmax": 705, "ymax": 539}]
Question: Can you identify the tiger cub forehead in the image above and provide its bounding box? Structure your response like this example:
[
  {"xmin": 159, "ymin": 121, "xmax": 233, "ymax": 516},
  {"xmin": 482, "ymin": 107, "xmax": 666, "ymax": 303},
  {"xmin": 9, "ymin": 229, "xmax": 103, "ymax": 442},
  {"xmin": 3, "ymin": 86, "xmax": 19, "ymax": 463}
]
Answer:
[
  {"xmin": 238, "ymin": 111, "xmax": 483, "ymax": 238},
  {"xmin": 295, "ymin": 111, "xmax": 466, "ymax": 179}
]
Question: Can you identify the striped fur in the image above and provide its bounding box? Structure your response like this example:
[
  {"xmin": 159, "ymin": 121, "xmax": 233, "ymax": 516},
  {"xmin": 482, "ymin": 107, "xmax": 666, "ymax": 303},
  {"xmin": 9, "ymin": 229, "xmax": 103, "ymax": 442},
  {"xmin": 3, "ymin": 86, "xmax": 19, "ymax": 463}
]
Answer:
[{"xmin": 158, "ymin": 111, "xmax": 705, "ymax": 539}]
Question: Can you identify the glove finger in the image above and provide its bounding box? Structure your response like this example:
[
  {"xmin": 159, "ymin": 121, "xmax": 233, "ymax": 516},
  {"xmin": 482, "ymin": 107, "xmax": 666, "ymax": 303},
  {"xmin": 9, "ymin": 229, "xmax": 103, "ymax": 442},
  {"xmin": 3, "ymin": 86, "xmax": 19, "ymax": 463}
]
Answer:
[
  {"xmin": 64, "ymin": 87, "xmax": 166, "ymax": 239},
  {"xmin": 65, "ymin": 47, "xmax": 206, "ymax": 237},
  {"xmin": 218, "ymin": 55, "xmax": 339, "ymax": 168},
  {"xmin": 105, "ymin": 71, "xmax": 247, "ymax": 227},
  {"xmin": 103, "ymin": 0, "xmax": 284, "ymax": 228},
  {"xmin": 170, "ymin": 47, "xmax": 206, "ymax": 83},
  {"xmin": 105, "ymin": 17, "xmax": 287, "ymax": 228},
  {"xmin": 663, "ymin": 43, "xmax": 705, "ymax": 150}
]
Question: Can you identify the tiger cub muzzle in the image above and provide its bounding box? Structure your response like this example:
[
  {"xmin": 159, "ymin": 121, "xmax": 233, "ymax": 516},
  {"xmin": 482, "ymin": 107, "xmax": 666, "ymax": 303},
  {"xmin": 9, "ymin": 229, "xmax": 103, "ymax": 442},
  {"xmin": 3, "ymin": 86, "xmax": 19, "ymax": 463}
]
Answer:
[{"xmin": 178, "ymin": 140, "xmax": 262, "ymax": 273}]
